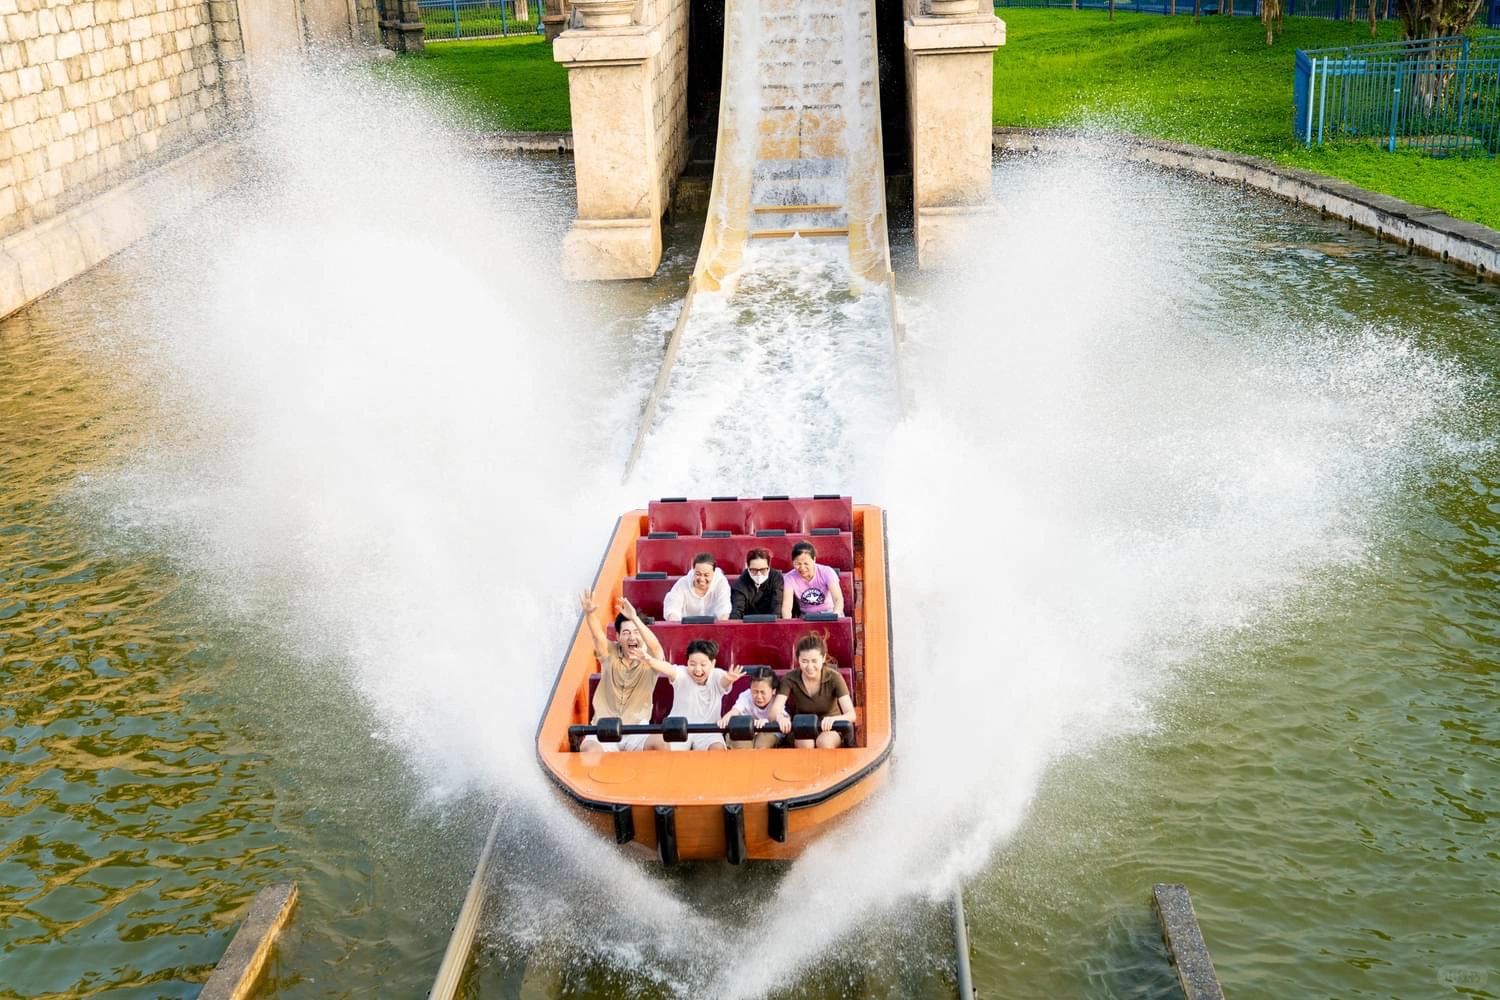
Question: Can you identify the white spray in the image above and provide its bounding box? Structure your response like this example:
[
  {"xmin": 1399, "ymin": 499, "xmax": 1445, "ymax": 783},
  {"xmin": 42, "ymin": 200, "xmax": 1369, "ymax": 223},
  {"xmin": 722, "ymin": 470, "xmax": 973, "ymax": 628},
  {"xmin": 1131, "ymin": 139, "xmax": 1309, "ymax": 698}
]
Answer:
[{"xmin": 91, "ymin": 55, "xmax": 1480, "ymax": 1000}]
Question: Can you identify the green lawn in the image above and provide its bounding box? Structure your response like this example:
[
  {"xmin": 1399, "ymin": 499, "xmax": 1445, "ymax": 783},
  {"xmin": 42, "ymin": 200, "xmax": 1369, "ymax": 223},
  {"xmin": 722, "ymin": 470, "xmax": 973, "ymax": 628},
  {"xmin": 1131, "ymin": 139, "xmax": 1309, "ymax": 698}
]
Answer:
[
  {"xmin": 375, "ymin": 35, "xmax": 570, "ymax": 132},
  {"xmin": 994, "ymin": 9, "xmax": 1500, "ymax": 227}
]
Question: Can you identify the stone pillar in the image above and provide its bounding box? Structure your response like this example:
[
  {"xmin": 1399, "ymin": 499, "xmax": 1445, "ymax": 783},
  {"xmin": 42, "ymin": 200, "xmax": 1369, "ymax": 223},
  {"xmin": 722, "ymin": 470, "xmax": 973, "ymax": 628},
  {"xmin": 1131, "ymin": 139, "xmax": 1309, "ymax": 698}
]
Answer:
[
  {"xmin": 553, "ymin": 12, "xmax": 664, "ymax": 280},
  {"xmin": 542, "ymin": 0, "xmax": 570, "ymax": 41},
  {"xmin": 379, "ymin": 0, "xmax": 426, "ymax": 53},
  {"xmin": 904, "ymin": 0, "xmax": 1004, "ymax": 267}
]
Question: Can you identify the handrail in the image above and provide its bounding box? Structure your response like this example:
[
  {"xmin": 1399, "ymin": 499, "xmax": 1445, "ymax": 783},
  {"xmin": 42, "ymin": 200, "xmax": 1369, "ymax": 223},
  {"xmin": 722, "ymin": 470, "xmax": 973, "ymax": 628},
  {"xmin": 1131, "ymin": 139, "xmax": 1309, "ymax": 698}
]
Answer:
[{"xmin": 569, "ymin": 714, "xmax": 856, "ymax": 750}]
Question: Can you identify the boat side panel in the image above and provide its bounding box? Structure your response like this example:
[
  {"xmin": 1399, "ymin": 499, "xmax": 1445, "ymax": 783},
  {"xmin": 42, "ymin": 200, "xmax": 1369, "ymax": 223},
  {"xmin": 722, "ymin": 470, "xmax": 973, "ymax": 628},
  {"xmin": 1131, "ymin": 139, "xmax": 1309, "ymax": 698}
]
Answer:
[{"xmin": 621, "ymin": 760, "xmax": 889, "ymax": 861}]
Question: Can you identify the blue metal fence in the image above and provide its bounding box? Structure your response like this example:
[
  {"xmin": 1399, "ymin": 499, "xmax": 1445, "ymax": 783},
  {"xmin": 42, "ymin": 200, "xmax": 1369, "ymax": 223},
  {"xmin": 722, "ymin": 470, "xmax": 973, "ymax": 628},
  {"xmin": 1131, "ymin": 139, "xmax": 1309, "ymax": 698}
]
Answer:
[
  {"xmin": 1294, "ymin": 36, "xmax": 1500, "ymax": 155},
  {"xmin": 993, "ymin": 0, "xmax": 1237, "ymax": 12},
  {"xmin": 1490, "ymin": 0, "xmax": 1499, "ymax": 29},
  {"xmin": 418, "ymin": 0, "xmax": 539, "ymax": 40},
  {"xmin": 990, "ymin": 0, "xmax": 1410, "ymax": 17}
]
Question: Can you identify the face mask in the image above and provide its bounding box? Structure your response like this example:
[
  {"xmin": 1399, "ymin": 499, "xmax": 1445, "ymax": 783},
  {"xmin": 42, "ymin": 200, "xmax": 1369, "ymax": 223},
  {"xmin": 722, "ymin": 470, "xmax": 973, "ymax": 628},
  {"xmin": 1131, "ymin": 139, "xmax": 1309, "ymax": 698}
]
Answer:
[{"xmin": 749, "ymin": 570, "xmax": 769, "ymax": 583}]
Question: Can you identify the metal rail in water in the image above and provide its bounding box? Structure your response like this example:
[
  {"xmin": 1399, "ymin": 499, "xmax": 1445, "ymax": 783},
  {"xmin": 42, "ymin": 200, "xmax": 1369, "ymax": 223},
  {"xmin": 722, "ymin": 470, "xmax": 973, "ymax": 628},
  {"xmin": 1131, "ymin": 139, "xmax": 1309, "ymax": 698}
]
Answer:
[
  {"xmin": 952, "ymin": 888, "xmax": 976, "ymax": 998},
  {"xmin": 428, "ymin": 813, "xmax": 502, "ymax": 1000}
]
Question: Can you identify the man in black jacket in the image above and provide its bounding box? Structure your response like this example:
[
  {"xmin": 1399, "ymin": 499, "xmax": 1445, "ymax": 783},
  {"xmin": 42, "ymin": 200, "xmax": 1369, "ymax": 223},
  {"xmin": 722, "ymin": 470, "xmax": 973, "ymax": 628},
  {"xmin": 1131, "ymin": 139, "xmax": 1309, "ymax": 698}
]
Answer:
[{"xmin": 730, "ymin": 548, "xmax": 783, "ymax": 619}]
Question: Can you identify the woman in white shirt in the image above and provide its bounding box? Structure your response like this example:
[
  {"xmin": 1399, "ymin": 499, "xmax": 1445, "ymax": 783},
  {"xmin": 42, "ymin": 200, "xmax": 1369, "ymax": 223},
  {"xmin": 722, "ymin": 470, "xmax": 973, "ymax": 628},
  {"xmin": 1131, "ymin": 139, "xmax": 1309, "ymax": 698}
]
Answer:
[{"xmin": 662, "ymin": 552, "xmax": 732, "ymax": 621}]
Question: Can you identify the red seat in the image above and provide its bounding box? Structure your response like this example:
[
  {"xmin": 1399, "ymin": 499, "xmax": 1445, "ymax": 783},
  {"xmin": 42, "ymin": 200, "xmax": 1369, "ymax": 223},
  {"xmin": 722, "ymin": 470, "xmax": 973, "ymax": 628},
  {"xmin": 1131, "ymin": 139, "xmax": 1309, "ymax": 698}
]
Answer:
[
  {"xmin": 702, "ymin": 500, "xmax": 750, "ymax": 534},
  {"xmin": 797, "ymin": 496, "xmax": 853, "ymax": 532},
  {"xmin": 647, "ymin": 496, "xmax": 854, "ymax": 537},
  {"xmin": 636, "ymin": 532, "xmax": 853, "ymax": 575},
  {"xmin": 745, "ymin": 499, "xmax": 801, "ymax": 534},
  {"xmin": 729, "ymin": 619, "xmax": 854, "ymax": 671},
  {"xmin": 647, "ymin": 500, "xmax": 703, "ymax": 536},
  {"xmin": 622, "ymin": 575, "xmax": 676, "ymax": 619},
  {"xmin": 632, "ymin": 619, "xmax": 853, "ymax": 671}
]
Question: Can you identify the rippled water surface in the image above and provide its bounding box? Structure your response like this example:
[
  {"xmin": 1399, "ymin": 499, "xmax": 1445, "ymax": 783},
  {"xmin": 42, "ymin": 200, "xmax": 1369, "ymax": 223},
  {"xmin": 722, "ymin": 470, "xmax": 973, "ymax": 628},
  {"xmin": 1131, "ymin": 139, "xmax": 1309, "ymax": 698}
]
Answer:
[{"xmin": 2, "ymin": 142, "xmax": 1498, "ymax": 1000}]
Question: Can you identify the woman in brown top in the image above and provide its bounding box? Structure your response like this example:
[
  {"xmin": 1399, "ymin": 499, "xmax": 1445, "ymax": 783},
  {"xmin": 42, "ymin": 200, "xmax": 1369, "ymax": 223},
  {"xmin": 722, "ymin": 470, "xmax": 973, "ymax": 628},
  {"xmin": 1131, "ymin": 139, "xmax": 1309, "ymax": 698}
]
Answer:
[{"xmin": 769, "ymin": 634, "xmax": 856, "ymax": 749}]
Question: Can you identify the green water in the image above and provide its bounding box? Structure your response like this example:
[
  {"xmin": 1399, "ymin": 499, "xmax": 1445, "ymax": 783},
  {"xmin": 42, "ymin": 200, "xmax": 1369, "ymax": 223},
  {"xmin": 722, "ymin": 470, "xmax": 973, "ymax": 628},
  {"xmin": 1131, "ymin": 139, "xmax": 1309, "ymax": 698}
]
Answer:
[{"xmin": 2, "ymin": 159, "xmax": 1497, "ymax": 999}]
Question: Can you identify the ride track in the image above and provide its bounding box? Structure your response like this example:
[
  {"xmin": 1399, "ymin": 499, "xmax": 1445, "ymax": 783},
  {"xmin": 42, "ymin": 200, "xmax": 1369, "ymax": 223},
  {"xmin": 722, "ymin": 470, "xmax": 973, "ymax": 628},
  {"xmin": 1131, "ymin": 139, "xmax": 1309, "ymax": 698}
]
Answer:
[{"xmin": 430, "ymin": 0, "xmax": 917, "ymax": 991}]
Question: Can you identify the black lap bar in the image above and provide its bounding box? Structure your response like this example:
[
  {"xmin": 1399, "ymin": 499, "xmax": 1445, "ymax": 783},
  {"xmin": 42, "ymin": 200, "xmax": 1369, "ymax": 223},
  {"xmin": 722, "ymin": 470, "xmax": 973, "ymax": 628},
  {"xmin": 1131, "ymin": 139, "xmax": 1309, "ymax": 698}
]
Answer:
[{"xmin": 568, "ymin": 717, "xmax": 853, "ymax": 751}]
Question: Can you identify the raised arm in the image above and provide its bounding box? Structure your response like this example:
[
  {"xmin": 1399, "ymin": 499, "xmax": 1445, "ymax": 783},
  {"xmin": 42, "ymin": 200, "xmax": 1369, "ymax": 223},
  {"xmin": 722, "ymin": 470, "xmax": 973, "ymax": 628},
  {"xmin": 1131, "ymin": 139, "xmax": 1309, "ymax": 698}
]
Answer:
[
  {"xmin": 579, "ymin": 589, "xmax": 610, "ymax": 661},
  {"xmin": 617, "ymin": 596, "xmax": 664, "ymax": 659},
  {"xmin": 720, "ymin": 663, "xmax": 743, "ymax": 693},
  {"xmin": 643, "ymin": 653, "xmax": 678, "ymax": 679}
]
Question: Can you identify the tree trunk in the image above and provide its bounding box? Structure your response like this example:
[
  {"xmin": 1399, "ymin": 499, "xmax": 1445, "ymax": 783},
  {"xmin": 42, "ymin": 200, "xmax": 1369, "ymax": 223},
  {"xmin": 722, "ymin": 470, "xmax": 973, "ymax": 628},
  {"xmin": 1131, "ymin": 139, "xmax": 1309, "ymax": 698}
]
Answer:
[
  {"xmin": 1369, "ymin": 0, "xmax": 1378, "ymax": 35},
  {"xmin": 1194, "ymin": 0, "xmax": 1201, "ymax": 18},
  {"xmin": 1109, "ymin": 0, "xmax": 1116, "ymax": 19},
  {"xmin": 1398, "ymin": 0, "xmax": 1486, "ymax": 37},
  {"xmin": 1262, "ymin": 0, "xmax": 1282, "ymax": 42}
]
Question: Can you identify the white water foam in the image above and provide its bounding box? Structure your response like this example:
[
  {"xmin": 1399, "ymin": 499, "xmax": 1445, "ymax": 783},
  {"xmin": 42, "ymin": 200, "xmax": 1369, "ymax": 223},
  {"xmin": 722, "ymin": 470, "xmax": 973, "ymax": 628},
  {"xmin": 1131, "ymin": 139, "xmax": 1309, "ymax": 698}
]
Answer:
[
  {"xmin": 691, "ymin": 154, "xmax": 1481, "ymax": 997},
  {"xmin": 83, "ymin": 55, "xmax": 1484, "ymax": 1000},
  {"xmin": 89, "ymin": 62, "xmax": 636, "ymax": 801},
  {"xmin": 628, "ymin": 238, "xmax": 900, "ymax": 494}
]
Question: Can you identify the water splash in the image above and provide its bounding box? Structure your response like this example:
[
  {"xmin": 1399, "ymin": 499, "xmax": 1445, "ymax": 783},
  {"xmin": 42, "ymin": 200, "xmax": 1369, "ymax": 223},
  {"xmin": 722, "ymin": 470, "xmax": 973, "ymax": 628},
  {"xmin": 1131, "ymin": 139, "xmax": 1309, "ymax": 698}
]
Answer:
[
  {"xmin": 77, "ymin": 54, "xmax": 1486, "ymax": 1000},
  {"xmin": 559, "ymin": 154, "xmax": 1480, "ymax": 998}
]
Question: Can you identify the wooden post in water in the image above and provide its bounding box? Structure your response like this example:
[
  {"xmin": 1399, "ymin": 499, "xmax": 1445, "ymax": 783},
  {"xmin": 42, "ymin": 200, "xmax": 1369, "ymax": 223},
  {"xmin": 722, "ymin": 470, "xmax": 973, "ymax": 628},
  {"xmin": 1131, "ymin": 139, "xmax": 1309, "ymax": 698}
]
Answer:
[
  {"xmin": 1151, "ymin": 883, "xmax": 1225, "ymax": 1000},
  {"xmin": 200, "ymin": 882, "xmax": 298, "ymax": 1000}
]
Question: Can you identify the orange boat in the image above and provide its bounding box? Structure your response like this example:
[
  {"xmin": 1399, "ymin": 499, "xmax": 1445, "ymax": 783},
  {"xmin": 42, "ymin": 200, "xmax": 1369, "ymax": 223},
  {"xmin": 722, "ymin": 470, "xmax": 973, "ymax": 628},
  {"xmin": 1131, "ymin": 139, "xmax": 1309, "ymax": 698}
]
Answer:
[{"xmin": 536, "ymin": 495, "xmax": 894, "ymax": 863}]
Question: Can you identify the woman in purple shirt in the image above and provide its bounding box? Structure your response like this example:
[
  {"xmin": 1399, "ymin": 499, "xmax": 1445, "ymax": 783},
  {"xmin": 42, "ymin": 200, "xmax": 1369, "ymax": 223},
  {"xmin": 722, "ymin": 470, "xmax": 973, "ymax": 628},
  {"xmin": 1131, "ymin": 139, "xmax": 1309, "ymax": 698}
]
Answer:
[{"xmin": 780, "ymin": 540, "xmax": 844, "ymax": 618}]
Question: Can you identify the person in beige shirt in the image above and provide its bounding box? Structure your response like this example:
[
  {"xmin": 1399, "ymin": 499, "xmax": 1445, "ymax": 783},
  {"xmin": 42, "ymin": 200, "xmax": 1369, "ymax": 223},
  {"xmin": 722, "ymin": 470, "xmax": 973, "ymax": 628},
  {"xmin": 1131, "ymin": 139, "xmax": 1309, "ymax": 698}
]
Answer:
[{"xmin": 578, "ymin": 590, "xmax": 667, "ymax": 752}]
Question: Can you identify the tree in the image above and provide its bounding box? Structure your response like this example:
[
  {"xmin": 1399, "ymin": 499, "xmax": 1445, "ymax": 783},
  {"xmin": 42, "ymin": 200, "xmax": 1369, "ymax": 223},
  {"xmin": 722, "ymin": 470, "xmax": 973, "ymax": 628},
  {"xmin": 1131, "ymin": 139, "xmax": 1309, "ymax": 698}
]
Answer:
[{"xmin": 1397, "ymin": 0, "xmax": 1485, "ymax": 37}]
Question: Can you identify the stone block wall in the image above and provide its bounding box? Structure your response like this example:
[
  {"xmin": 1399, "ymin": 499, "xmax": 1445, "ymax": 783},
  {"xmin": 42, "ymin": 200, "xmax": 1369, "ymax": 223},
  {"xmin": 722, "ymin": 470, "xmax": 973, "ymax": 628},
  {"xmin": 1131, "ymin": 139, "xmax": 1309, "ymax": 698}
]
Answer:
[
  {"xmin": 0, "ymin": 0, "xmax": 243, "ymax": 239},
  {"xmin": 647, "ymin": 0, "xmax": 686, "ymax": 211},
  {"xmin": 0, "ymin": 0, "xmax": 376, "ymax": 244}
]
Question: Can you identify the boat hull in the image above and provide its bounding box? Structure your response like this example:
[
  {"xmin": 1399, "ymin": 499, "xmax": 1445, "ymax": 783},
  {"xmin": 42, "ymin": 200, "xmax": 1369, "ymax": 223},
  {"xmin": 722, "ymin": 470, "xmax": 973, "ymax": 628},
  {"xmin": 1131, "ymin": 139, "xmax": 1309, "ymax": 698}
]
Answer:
[{"xmin": 537, "ymin": 503, "xmax": 893, "ymax": 862}]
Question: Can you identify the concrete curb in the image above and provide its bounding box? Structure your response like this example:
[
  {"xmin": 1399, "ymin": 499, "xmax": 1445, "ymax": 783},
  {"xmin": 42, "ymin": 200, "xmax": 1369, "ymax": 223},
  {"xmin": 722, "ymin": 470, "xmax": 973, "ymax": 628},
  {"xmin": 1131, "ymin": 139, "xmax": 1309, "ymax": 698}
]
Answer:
[
  {"xmin": 993, "ymin": 126, "xmax": 1500, "ymax": 281},
  {"xmin": 199, "ymin": 882, "xmax": 298, "ymax": 1000},
  {"xmin": 472, "ymin": 131, "xmax": 574, "ymax": 153},
  {"xmin": 0, "ymin": 138, "xmax": 247, "ymax": 321}
]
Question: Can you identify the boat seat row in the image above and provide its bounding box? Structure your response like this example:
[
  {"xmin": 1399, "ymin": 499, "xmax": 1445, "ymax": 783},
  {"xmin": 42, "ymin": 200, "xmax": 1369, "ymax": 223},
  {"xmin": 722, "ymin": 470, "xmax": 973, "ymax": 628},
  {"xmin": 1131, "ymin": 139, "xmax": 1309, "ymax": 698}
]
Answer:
[
  {"xmin": 636, "ymin": 531, "xmax": 853, "ymax": 575},
  {"xmin": 609, "ymin": 618, "xmax": 856, "ymax": 672},
  {"xmin": 588, "ymin": 666, "xmax": 857, "ymax": 726},
  {"xmin": 622, "ymin": 571, "xmax": 854, "ymax": 621},
  {"xmin": 648, "ymin": 495, "xmax": 852, "ymax": 537}
]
